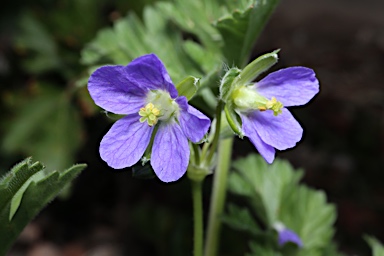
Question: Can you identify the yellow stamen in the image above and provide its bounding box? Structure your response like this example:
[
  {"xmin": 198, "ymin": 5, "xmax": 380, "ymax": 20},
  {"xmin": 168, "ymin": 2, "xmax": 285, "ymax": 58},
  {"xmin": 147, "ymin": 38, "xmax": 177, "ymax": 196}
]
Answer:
[
  {"xmin": 139, "ymin": 103, "xmax": 161, "ymax": 126},
  {"xmin": 265, "ymin": 97, "xmax": 283, "ymax": 116}
]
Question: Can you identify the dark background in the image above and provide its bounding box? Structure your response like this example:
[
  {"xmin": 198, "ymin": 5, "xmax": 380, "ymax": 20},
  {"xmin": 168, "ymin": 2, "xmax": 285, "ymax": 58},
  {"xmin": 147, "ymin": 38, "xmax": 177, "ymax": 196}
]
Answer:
[{"xmin": 1, "ymin": 0, "xmax": 383, "ymax": 255}]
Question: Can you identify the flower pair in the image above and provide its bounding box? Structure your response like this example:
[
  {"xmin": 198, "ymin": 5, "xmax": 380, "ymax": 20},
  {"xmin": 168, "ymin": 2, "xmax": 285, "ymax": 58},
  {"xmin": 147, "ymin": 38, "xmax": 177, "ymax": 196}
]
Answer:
[{"xmin": 88, "ymin": 53, "xmax": 319, "ymax": 182}]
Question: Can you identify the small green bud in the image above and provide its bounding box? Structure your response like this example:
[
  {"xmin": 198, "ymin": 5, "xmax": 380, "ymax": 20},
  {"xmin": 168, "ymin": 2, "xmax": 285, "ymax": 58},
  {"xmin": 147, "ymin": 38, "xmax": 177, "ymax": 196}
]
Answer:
[
  {"xmin": 219, "ymin": 67, "xmax": 241, "ymax": 101},
  {"xmin": 187, "ymin": 165, "xmax": 211, "ymax": 182}
]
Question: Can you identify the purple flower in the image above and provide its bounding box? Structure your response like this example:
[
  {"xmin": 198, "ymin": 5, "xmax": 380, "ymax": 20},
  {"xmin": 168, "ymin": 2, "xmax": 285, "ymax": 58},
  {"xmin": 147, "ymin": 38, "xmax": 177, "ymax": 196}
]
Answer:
[
  {"xmin": 232, "ymin": 67, "xmax": 319, "ymax": 163},
  {"xmin": 273, "ymin": 222, "xmax": 303, "ymax": 247},
  {"xmin": 88, "ymin": 54, "xmax": 211, "ymax": 182},
  {"xmin": 277, "ymin": 227, "xmax": 303, "ymax": 247}
]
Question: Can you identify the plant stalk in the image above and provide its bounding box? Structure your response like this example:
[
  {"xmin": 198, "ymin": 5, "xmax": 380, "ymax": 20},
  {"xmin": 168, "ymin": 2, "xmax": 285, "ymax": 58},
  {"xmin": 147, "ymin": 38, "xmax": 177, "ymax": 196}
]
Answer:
[
  {"xmin": 192, "ymin": 180, "xmax": 204, "ymax": 256},
  {"xmin": 204, "ymin": 136, "xmax": 233, "ymax": 256}
]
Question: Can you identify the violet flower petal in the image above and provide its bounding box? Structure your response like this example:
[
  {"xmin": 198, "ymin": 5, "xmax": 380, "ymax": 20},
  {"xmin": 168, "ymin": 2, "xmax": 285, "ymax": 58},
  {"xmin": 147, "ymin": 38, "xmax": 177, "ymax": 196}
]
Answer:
[
  {"xmin": 256, "ymin": 67, "xmax": 319, "ymax": 107},
  {"xmin": 278, "ymin": 228, "xmax": 303, "ymax": 247},
  {"xmin": 241, "ymin": 114, "xmax": 275, "ymax": 163},
  {"xmin": 176, "ymin": 97, "xmax": 211, "ymax": 143},
  {"xmin": 151, "ymin": 121, "xmax": 189, "ymax": 182},
  {"xmin": 88, "ymin": 65, "xmax": 147, "ymax": 115},
  {"xmin": 125, "ymin": 54, "xmax": 179, "ymax": 98},
  {"xmin": 248, "ymin": 108, "xmax": 303, "ymax": 151},
  {"xmin": 100, "ymin": 114, "xmax": 153, "ymax": 168}
]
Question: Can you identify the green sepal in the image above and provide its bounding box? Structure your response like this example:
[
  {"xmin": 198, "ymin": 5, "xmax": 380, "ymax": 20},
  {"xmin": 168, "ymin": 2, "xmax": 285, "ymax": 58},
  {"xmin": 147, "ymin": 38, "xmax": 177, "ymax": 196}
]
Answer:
[
  {"xmin": 219, "ymin": 67, "xmax": 242, "ymax": 102},
  {"xmin": 224, "ymin": 104, "xmax": 243, "ymax": 138},
  {"xmin": 132, "ymin": 162, "xmax": 156, "ymax": 179},
  {"xmin": 234, "ymin": 49, "xmax": 280, "ymax": 86},
  {"xmin": 187, "ymin": 165, "xmax": 211, "ymax": 182},
  {"xmin": 176, "ymin": 76, "xmax": 200, "ymax": 101}
]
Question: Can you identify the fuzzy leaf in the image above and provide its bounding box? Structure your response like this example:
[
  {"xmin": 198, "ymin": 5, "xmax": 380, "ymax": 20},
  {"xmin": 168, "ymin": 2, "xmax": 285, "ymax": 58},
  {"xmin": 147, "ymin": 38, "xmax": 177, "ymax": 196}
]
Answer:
[{"xmin": 0, "ymin": 158, "xmax": 86, "ymax": 255}]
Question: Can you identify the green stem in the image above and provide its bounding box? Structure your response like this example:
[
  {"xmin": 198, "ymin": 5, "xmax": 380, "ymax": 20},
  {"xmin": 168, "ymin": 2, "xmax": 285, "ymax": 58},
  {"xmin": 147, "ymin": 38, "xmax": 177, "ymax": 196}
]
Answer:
[
  {"xmin": 192, "ymin": 143, "xmax": 201, "ymax": 166},
  {"xmin": 192, "ymin": 180, "xmax": 204, "ymax": 256},
  {"xmin": 204, "ymin": 137, "xmax": 234, "ymax": 256},
  {"xmin": 205, "ymin": 100, "xmax": 223, "ymax": 164}
]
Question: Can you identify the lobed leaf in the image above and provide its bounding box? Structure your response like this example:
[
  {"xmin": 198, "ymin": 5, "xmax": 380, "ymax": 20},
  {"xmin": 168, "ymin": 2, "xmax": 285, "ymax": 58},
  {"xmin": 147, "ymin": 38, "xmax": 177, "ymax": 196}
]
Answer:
[
  {"xmin": 227, "ymin": 154, "xmax": 338, "ymax": 255},
  {"xmin": 215, "ymin": 0, "xmax": 280, "ymax": 67},
  {"xmin": 222, "ymin": 204, "xmax": 261, "ymax": 236}
]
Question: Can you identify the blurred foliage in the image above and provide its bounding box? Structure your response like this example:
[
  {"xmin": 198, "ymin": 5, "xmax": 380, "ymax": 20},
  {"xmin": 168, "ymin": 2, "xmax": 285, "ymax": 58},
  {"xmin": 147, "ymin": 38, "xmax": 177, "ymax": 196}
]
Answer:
[
  {"xmin": 0, "ymin": 158, "xmax": 86, "ymax": 255},
  {"xmin": 2, "ymin": 85, "xmax": 82, "ymax": 172},
  {"xmin": 0, "ymin": 0, "xmax": 155, "ymax": 173},
  {"xmin": 365, "ymin": 236, "xmax": 384, "ymax": 256},
  {"xmin": 225, "ymin": 154, "xmax": 343, "ymax": 256}
]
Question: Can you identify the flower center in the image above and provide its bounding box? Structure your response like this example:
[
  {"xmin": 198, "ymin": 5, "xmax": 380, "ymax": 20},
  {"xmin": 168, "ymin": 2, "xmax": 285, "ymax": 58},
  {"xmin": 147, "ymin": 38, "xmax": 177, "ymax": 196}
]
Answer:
[
  {"xmin": 139, "ymin": 103, "xmax": 161, "ymax": 126},
  {"xmin": 139, "ymin": 90, "xmax": 179, "ymax": 126},
  {"xmin": 233, "ymin": 86, "xmax": 283, "ymax": 116}
]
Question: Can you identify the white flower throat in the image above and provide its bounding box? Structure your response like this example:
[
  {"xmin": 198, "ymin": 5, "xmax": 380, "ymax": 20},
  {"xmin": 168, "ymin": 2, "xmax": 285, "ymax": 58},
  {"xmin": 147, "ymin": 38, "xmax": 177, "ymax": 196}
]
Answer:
[{"xmin": 139, "ymin": 90, "xmax": 179, "ymax": 126}]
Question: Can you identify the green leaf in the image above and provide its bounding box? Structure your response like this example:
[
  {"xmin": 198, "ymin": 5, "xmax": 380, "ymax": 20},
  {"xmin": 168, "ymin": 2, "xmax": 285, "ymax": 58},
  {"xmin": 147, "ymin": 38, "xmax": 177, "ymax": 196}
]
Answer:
[
  {"xmin": 176, "ymin": 76, "xmax": 200, "ymax": 100},
  {"xmin": 365, "ymin": 236, "xmax": 384, "ymax": 256},
  {"xmin": 9, "ymin": 170, "xmax": 44, "ymax": 221},
  {"xmin": 247, "ymin": 242, "xmax": 282, "ymax": 256},
  {"xmin": 230, "ymin": 154, "xmax": 303, "ymax": 225},
  {"xmin": 80, "ymin": 28, "xmax": 123, "ymax": 65},
  {"xmin": 228, "ymin": 154, "xmax": 337, "ymax": 254},
  {"xmin": 280, "ymin": 185, "xmax": 336, "ymax": 252},
  {"xmin": 216, "ymin": 0, "xmax": 280, "ymax": 67},
  {"xmin": 183, "ymin": 40, "xmax": 220, "ymax": 74},
  {"xmin": 222, "ymin": 204, "xmax": 260, "ymax": 236},
  {"xmin": 0, "ymin": 158, "xmax": 86, "ymax": 255}
]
